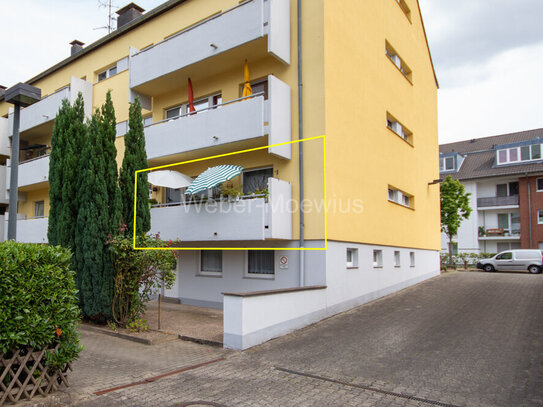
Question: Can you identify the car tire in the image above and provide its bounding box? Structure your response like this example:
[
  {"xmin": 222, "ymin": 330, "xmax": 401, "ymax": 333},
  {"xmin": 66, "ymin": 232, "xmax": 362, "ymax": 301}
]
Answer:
[
  {"xmin": 528, "ymin": 265, "xmax": 542, "ymax": 274},
  {"xmin": 483, "ymin": 264, "xmax": 495, "ymax": 272}
]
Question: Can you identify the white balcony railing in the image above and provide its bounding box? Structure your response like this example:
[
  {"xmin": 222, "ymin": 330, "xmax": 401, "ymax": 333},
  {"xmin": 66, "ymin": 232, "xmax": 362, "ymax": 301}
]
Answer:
[
  {"xmin": 3, "ymin": 216, "xmax": 48, "ymax": 244},
  {"xmin": 6, "ymin": 155, "xmax": 50, "ymax": 190},
  {"xmin": 0, "ymin": 165, "xmax": 8, "ymax": 205},
  {"xmin": 145, "ymin": 75, "xmax": 291, "ymax": 160},
  {"xmin": 129, "ymin": 0, "xmax": 290, "ymax": 92},
  {"xmin": 8, "ymin": 77, "xmax": 92, "ymax": 136},
  {"xmin": 0, "ymin": 117, "xmax": 9, "ymax": 157},
  {"xmin": 149, "ymin": 178, "xmax": 291, "ymax": 242}
]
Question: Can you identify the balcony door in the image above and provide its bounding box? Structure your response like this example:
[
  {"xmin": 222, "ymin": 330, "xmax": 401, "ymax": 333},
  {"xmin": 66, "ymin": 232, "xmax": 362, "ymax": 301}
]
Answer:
[{"xmin": 243, "ymin": 168, "xmax": 273, "ymax": 195}]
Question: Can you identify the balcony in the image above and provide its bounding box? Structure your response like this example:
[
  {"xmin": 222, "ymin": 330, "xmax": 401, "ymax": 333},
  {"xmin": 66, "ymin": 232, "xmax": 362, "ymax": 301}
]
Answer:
[
  {"xmin": 0, "ymin": 165, "xmax": 8, "ymax": 205},
  {"xmin": 0, "ymin": 117, "xmax": 9, "ymax": 157},
  {"xmin": 6, "ymin": 155, "xmax": 50, "ymax": 191},
  {"xmin": 149, "ymin": 178, "xmax": 292, "ymax": 242},
  {"xmin": 477, "ymin": 195, "xmax": 519, "ymax": 209},
  {"xmin": 8, "ymin": 77, "xmax": 92, "ymax": 138},
  {"xmin": 145, "ymin": 75, "xmax": 291, "ymax": 161},
  {"xmin": 3, "ymin": 216, "xmax": 48, "ymax": 244},
  {"xmin": 129, "ymin": 0, "xmax": 290, "ymax": 97}
]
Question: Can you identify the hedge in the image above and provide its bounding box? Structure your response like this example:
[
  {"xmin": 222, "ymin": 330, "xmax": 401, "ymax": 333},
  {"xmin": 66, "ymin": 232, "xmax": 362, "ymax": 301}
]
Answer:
[{"xmin": 0, "ymin": 241, "xmax": 81, "ymax": 368}]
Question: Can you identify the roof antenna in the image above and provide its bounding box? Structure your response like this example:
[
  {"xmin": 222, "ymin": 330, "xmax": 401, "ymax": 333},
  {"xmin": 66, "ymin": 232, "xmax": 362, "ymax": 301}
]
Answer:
[{"xmin": 94, "ymin": 0, "xmax": 119, "ymax": 34}]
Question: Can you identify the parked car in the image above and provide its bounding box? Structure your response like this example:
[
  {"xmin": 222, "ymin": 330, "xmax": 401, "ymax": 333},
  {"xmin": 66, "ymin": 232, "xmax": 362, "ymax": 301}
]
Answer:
[{"xmin": 476, "ymin": 250, "xmax": 543, "ymax": 274}]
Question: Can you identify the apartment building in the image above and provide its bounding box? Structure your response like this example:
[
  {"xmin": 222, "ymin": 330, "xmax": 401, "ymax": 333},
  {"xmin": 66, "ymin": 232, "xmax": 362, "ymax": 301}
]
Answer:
[
  {"xmin": 440, "ymin": 128, "xmax": 543, "ymax": 254},
  {"xmin": 0, "ymin": 0, "xmax": 439, "ymax": 349}
]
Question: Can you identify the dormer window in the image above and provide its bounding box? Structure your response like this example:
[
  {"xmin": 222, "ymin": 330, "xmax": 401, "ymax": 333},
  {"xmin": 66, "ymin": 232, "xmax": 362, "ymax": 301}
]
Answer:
[
  {"xmin": 496, "ymin": 142, "xmax": 543, "ymax": 165},
  {"xmin": 440, "ymin": 156, "xmax": 455, "ymax": 172}
]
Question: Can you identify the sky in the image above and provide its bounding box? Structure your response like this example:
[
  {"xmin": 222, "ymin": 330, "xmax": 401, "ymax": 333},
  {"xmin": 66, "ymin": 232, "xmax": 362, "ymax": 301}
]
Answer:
[{"xmin": 1, "ymin": 0, "xmax": 543, "ymax": 144}]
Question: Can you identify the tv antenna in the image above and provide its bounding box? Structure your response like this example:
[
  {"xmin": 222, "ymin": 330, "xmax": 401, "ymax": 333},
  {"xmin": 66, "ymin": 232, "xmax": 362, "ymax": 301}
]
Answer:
[{"xmin": 94, "ymin": 0, "xmax": 119, "ymax": 34}]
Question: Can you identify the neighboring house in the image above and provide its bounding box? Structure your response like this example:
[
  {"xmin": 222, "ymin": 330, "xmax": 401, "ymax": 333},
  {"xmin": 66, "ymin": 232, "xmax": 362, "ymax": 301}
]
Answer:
[
  {"xmin": 440, "ymin": 128, "xmax": 543, "ymax": 254},
  {"xmin": 0, "ymin": 0, "xmax": 440, "ymax": 349}
]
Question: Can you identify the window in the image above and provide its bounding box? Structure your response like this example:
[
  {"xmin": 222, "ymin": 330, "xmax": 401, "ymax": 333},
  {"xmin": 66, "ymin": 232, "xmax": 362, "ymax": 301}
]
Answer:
[
  {"xmin": 143, "ymin": 116, "xmax": 153, "ymax": 126},
  {"xmin": 498, "ymin": 213, "xmax": 510, "ymax": 231},
  {"xmin": 538, "ymin": 210, "xmax": 543, "ymax": 224},
  {"xmin": 247, "ymin": 250, "xmax": 274, "ymax": 277},
  {"xmin": 97, "ymin": 64, "xmax": 118, "ymax": 82},
  {"xmin": 241, "ymin": 79, "xmax": 268, "ymax": 100},
  {"xmin": 243, "ymin": 168, "xmax": 273, "ymax": 195},
  {"xmin": 511, "ymin": 213, "xmax": 521, "ymax": 234},
  {"xmin": 509, "ymin": 182, "xmax": 519, "ymax": 196},
  {"xmin": 409, "ymin": 252, "xmax": 415, "ymax": 267},
  {"xmin": 388, "ymin": 186, "xmax": 413, "ymax": 208},
  {"xmin": 386, "ymin": 113, "xmax": 412, "ymax": 144},
  {"xmin": 439, "ymin": 156, "xmax": 455, "ymax": 172},
  {"xmin": 395, "ymin": 0, "xmax": 411, "ymax": 21},
  {"xmin": 165, "ymin": 93, "xmax": 222, "ymax": 119},
  {"xmin": 537, "ymin": 178, "xmax": 543, "ymax": 192},
  {"xmin": 199, "ymin": 250, "xmax": 222, "ymax": 275},
  {"xmin": 497, "ymin": 242, "xmax": 521, "ymax": 253},
  {"xmin": 394, "ymin": 251, "xmax": 401, "ymax": 267},
  {"xmin": 496, "ymin": 252, "xmax": 512, "ymax": 260},
  {"xmin": 496, "ymin": 183, "xmax": 518, "ymax": 197},
  {"xmin": 385, "ymin": 41, "xmax": 412, "ymax": 81},
  {"xmin": 496, "ymin": 184, "xmax": 508, "ymax": 197},
  {"xmin": 497, "ymin": 144, "xmax": 543, "ymax": 165},
  {"xmin": 497, "ymin": 213, "xmax": 520, "ymax": 234},
  {"xmin": 373, "ymin": 250, "xmax": 383, "ymax": 267},
  {"xmin": 34, "ymin": 201, "xmax": 44, "ymax": 217},
  {"xmin": 346, "ymin": 248, "xmax": 358, "ymax": 268}
]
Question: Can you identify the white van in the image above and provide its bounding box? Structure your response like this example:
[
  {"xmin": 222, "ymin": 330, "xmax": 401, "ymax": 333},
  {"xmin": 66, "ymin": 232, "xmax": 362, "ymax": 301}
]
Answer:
[{"xmin": 476, "ymin": 250, "xmax": 543, "ymax": 274}]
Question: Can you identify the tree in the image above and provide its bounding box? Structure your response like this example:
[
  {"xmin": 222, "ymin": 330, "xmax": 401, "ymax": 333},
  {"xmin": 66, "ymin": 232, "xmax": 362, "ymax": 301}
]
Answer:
[
  {"xmin": 440, "ymin": 175, "xmax": 472, "ymax": 264},
  {"xmin": 119, "ymin": 97, "xmax": 150, "ymax": 236},
  {"xmin": 48, "ymin": 94, "xmax": 86, "ymax": 247},
  {"xmin": 100, "ymin": 91, "xmax": 122, "ymax": 232},
  {"xmin": 75, "ymin": 111, "xmax": 111, "ymax": 318}
]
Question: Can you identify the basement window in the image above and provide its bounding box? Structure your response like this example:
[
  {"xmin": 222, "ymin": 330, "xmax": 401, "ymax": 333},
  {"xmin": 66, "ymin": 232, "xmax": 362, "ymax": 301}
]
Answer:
[
  {"xmin": 394, "ymin": 251, "xmax": 401, "ymax": 267},
  {"xmin": 373, "ymin": 250, "xmax": 383, "ymax": 268},
  {"xmin": 409, "ymin": 252, "xmax": 415, "ymax": 267},
  {"xmin": 346, "ymin": 248, "xmax": 358, "ymax": 268}
]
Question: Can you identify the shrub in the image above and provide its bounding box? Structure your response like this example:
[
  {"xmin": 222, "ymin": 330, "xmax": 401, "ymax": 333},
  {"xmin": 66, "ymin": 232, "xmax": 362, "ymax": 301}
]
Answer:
[
  {"xmin": 107, "ymin": 233, "xmax": 176, "ymax": 326},
  {"xmin": 0, "ymin": 242, "xmax": 81, "ymax": 368}
]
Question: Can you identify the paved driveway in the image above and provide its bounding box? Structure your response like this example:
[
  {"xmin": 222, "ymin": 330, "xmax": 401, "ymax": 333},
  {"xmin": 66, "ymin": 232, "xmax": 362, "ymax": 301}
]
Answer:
[{"xmin": 66, "ymin": 272, "xmax": 543, "ymax": 406}]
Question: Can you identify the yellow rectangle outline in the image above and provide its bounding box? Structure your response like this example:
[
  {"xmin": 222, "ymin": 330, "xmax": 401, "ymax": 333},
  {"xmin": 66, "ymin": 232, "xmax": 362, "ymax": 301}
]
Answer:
[{"xmin": 133, "ymin": 135, "xmax": 327, "ymax": 251}]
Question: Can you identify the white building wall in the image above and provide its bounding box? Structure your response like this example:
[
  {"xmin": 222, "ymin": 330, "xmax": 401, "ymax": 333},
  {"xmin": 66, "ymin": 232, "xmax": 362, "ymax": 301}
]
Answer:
[
  {"xmin": 223, "ymin": 240, "xmax": 440, "ymax": 349},
  {"xmin": 441, "ymin": 181, "xmax": 479, "ymax": 253}
]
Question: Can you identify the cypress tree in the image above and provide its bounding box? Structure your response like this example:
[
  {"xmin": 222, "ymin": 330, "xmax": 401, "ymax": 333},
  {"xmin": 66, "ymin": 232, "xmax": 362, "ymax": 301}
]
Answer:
[
  {"xmin": 48, "ymin": 94, "xmax": 86, "ymax": 247},
  {"xmin": 75, "ymin": 111, "xmax": 111, "ymax": 318},
  {"xmin": 119, "ymin": 97, "xmax": 150, "ymax": 236},
  {"xmin": 101, "ymin": 91, "xmax": 123, "ymax": 232},
  {"xmin": 47, "ymin": 100, "xmax": 70, "ymax": 246}
]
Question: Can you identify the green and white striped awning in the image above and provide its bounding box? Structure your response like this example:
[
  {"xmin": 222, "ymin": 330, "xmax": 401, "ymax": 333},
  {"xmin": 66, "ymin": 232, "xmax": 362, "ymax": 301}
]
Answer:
[{"xmin": 185, "ymin": 165, "xmax": 244, "ymax": 195}]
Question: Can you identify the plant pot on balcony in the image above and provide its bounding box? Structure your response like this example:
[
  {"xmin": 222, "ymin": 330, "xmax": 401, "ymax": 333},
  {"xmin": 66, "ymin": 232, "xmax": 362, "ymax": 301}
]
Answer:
[{"xmin": 0, "ymin": 343, "xmax": 71, "ymax": 406}]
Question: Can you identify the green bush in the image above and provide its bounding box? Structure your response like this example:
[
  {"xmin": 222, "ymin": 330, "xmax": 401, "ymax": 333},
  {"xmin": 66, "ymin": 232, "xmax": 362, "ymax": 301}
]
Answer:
[{"xmin": 0, "ymin": 241, "xmax": 81, "ymax": 368}]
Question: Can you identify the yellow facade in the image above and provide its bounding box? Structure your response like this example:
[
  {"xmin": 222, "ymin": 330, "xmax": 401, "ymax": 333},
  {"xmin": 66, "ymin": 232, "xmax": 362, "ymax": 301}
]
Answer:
[{"xmin": 0, "ymin": 0, "xmax": 438, "ymax": 251}]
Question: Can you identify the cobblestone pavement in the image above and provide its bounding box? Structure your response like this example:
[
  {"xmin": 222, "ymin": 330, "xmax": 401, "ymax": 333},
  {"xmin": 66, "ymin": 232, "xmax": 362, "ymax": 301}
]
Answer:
[{"xmin": 22, "ymin": 272, "xmax": 543, "ymax": 407}]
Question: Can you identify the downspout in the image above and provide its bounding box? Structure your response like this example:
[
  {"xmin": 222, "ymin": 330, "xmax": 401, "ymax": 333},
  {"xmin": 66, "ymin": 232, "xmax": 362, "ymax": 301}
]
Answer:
[
  {"xmin": 526, "ymin": 173, "xmax": 533, "ymax": 248},
  {"xmin": 297, "ymin": 0, "xmax": 305, "ymax": 286}
]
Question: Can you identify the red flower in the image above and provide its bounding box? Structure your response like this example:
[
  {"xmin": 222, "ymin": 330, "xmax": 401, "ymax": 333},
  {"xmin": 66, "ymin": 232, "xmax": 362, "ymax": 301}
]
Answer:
[{"xmin": 55, "ymin": 326, "xmax": 62, "ymax": 337}]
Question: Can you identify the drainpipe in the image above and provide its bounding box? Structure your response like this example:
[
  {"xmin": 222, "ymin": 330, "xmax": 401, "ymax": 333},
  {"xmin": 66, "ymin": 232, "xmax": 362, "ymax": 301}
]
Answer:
[
  {"xmin": 297, "ymin": 0, "xmax": 305, "ymax": 286},
  {"xmin": 526, "ymin": 173, "xmax": 533, "ymax": 248}
]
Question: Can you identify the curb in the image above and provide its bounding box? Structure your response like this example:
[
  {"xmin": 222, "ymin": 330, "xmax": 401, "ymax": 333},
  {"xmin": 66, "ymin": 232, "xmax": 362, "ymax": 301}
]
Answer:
[
  {"xmin": 179, "ymin": 335, "xmax": 223, "ymax": 348},
  {"xmin": 80, "ymin": 323, "xmax": 178, "ymax": 345}
]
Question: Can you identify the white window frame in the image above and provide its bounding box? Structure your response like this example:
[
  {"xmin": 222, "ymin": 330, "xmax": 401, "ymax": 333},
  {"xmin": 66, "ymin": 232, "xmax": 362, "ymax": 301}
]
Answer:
[
  {"xmin": 497, "ymin": 144, "xmax": 543, "ymax": 165},
  {"xmin": 537, "ymin": 178, "xmax": 543, "ymax": 192},
  {"xmin": 386, "ymin": 113, "xmax": 412, "ymax": 144},
  {"xmin": 385, "ymin": 41, "xmax": 412, "ymax": 80},
  {"xmin": 97, "ymin": 64, "xmax": 118, "ymax": 82},
  {"xmin": 538, "ymin": 210, "xmax": 543, "ymax": 225},
  {"xmin": 34, "ymin": 201, "xmax": 45, "ymax": 218},
  {"xmin": 373, "ymin": 250, "xmax": 383, "ymax": 268},
  {"xmin": 388, "ymin": 187, "xmax": 413, "ymax": 208},
  {"xmin": 244, "ymin": 250, "xmax": 275, "ymax": 279},
  {"xmin": 165, "ymin": 92, "xmax": 222, "ymax": 120},
  {"xmin": 394, "ymin": 251, "xmax": 401, "ymax": 267},
  {"xmin": 346, "ymin": 248, "xmax": 358, "ymax": 269},
  {"xmin": 197, "ymin": 250, "xmax": 223, "ymax": 277}
]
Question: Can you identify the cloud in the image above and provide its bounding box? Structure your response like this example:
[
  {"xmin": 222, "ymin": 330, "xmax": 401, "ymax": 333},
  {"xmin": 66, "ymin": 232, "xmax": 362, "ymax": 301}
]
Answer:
[
  {"xmin": 438, "ymin": 42, "xmax": 543, "ymax": 143},
  {"xmin": 420, "ymin": 0, "xmax": 543, "ymax": 74}
]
